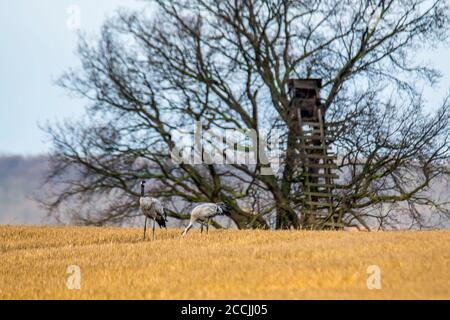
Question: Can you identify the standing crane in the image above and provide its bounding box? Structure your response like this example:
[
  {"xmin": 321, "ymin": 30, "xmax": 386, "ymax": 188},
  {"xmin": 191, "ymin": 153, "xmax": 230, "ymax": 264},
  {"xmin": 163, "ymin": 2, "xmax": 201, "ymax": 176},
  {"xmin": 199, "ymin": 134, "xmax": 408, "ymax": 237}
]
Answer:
[{"xmin": 139, "ymin": 180, "xmax": 167, "ymax": 240}]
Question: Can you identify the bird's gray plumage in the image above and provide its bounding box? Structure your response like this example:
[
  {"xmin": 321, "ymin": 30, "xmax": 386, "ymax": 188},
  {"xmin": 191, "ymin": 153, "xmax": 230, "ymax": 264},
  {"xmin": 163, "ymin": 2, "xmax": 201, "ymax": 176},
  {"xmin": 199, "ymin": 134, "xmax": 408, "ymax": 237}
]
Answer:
[
  {"xmin": 140, "ymin": 197, "xmax": 165, "ymax": 220},
  {"xmin": 140, "ymin": 181, "xmax": 167, "ymax": 240},
  {"xmin": 182, "ymin": 202, "xmax": 230, "ymax": 236}
]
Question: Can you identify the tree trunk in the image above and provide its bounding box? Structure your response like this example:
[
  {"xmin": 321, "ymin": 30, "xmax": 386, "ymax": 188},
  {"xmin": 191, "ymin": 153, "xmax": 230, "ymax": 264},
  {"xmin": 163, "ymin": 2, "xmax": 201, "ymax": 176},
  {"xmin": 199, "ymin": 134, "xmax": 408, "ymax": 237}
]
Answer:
[{"xmin": 277, "ymin": 105, "xmax": 300, "ymax": 229}]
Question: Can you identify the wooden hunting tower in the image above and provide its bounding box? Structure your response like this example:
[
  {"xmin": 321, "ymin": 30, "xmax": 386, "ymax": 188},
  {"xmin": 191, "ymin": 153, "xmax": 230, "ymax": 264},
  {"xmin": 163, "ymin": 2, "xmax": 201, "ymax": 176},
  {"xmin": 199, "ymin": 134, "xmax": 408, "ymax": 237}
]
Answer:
[{"xmin": 288, "ymin": 79, "xmax": 342, "ymax": 229}]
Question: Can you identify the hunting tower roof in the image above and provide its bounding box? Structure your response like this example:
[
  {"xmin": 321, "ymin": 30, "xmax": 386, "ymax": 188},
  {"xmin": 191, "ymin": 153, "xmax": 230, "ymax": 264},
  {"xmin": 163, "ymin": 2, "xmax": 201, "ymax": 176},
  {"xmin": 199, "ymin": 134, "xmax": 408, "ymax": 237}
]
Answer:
[{"xmin": 287, "ymin": 78, "xmax": 322, "ymax": 90}]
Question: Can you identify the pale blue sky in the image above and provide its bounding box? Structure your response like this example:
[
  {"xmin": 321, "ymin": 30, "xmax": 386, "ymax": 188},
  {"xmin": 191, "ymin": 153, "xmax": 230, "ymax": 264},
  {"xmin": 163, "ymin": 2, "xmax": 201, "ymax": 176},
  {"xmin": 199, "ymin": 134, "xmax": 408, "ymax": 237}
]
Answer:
[
  {"xmin": 0, "ymin": 0, "xmax": 145, "ymax": 155},
  {"xmin": 0, "ymin": 1, "xmax": 449, "ymax": 155}
]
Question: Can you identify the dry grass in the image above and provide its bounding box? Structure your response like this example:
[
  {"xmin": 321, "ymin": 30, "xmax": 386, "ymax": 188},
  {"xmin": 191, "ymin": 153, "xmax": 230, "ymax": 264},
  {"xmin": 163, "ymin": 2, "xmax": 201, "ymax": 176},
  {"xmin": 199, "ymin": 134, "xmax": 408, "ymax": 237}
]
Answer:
[{"xmin": 0, "ymin": 225, "xmax": 449, "ymax": 299}]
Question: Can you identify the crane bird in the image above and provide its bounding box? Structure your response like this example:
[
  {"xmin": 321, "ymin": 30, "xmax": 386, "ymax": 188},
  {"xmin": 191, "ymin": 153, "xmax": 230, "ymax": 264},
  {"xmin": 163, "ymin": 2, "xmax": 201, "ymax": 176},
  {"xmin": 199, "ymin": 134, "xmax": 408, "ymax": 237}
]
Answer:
[
  {"xmin": 139, "ymin": 180, "xmax": 167, "ymax": 240},
  {"xmin": 182, "ymin": 202, "xmax": 231, "ymax": 236}
]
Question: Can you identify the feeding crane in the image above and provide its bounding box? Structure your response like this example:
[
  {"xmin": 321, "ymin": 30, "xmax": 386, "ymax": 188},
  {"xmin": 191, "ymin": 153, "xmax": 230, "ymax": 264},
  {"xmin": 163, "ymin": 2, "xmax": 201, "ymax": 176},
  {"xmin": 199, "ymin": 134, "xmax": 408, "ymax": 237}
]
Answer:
[{"xmin": 182, "ymin": 202, "xmax": 230, "ymax": 236}]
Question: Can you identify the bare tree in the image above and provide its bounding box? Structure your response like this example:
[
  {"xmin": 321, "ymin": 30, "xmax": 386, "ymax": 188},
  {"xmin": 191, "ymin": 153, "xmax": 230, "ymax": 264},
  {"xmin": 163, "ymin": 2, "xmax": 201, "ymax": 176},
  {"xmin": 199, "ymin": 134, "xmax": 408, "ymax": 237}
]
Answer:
[{"xmin": 44, "ymin": 0, "xmax": 450, "ymax": 229}]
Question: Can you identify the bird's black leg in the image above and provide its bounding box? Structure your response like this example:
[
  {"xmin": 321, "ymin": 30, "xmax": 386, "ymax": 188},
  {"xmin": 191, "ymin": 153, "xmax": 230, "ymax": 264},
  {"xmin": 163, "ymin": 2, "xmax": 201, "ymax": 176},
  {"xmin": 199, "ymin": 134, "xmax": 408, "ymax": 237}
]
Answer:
[
  {"xmin": 143, "ymin": 216, "xmax": 148, "ymax": 240},
  {"xmin": 201, "ymin": 222, "xmax": 204, "ymax": 234},
  {"xmin": 152, "ymin": 218, "xmax": 156, "ymax": 240},
  {"xmin": 206, "ymin": 219, "xmax": 210, "ymax": 234}
]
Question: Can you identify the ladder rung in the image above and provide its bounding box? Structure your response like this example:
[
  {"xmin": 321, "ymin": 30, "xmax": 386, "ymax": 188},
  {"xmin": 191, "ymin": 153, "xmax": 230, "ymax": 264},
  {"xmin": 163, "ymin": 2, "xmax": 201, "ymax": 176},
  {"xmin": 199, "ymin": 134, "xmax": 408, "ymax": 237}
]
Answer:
[
  {"xmin": 303, "ymin": 140, "xmax": 333, "ymax": 145},
  {"xmin": 304, "ymin": 192, "xmax": 334, "ymax": 197},
  {"xmin": 301, "ymin": 212, "xmax": 333, "ymax": 217},
  {"xmin": 302, "ymin": 122, "xmax": 321, "ymax": 127},
  {"xmin": 301, "ymin": 133, "xmax": 329, "ymax": 137},
  {"xmin": 303, "ymin": 129, "xmax": 336, "ymax": 134},
  {"xmin": 303, "ymin": 135, "xmax": 327, "ymax": 139},
  {"xmin": 303, "ymin": 141, "xmax": 334, "ymax": 146},
  {"xmin": 302, "ymin": 140, "xmax": 334, "ymax": 145},
  {"xmin": 306, "ymin": 201, "xmax": 334, "ymax": 207},
  {"xmin": 304, "ymin": 163, "xmax": 337, "ymax": 169},
  {"xmin": 303, "ymin": 173, "xmax": 338, "ymax": 178},
  {"xmin": 322, "ymin": 221, "xmax": 345, "ymax": 228},
  {"xmin": 305, "ymin": 183, "xmax": 336, "ymax": 188},
  {"xmin": 302, "ymin": 122, "xmax": 338, "ymax": 128},
  {"xmin": 309, "ymin": 215, "xmax": 339, "ymax": 219},
  {"xmin": 303, "ymin": 145, "xmax": 329, "ymax": 150},
  {"xmin": 302, "ymin": 130, "xmax": 320, "ymax": 133},
  {"xmin": 302, "ymin": 154, "xmax": 337, "ymax": 159}
]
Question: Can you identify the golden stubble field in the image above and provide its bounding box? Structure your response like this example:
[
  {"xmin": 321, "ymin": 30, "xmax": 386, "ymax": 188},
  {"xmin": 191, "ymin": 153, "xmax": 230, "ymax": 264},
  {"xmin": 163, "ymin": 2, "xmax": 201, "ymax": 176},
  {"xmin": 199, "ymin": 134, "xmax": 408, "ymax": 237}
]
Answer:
[{"xmin": 0, "ymin": 225, "xmax": 449, "ymax": 299}]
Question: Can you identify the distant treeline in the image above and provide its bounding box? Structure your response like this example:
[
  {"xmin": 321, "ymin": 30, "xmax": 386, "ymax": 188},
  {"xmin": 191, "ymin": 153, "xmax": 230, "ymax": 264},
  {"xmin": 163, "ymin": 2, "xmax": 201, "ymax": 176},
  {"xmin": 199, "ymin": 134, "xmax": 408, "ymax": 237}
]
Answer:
[{"xmin": 0, "ymin": 155, "xmax": 49, "ymax": 224}]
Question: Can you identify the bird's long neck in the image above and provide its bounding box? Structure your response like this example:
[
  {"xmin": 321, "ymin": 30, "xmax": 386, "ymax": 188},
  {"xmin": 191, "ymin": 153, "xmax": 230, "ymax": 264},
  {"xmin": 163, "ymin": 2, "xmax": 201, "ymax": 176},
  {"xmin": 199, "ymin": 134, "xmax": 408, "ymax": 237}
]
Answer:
[{"xmin": 140, "ymin": 184, "xmax": 145, "ymax": 198}]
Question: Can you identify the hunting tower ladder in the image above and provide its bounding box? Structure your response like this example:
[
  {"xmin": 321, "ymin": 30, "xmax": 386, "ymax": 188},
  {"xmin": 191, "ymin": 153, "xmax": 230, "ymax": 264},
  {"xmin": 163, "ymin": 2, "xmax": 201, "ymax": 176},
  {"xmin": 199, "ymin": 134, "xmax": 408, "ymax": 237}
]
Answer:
[{"xmin": 288, "ymin": 79, "xmax": 342, "ymax": 229}]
